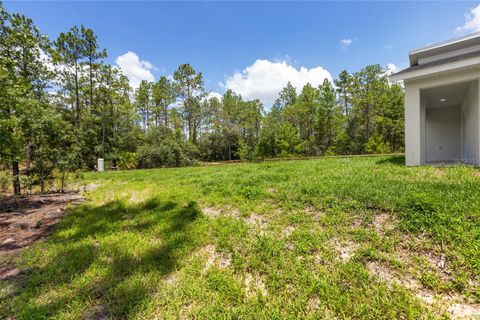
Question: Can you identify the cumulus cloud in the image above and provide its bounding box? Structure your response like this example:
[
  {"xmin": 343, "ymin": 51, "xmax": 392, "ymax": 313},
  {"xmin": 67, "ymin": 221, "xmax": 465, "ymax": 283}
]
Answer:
[
  {"xmin": 115, "ymin": 51, "xmax": 156, "ymax": 88},
  {"xmin": 339, "ymin": 38, "xmax": 353, "ymax": 49},
  {"xmin": 385, "ymin": 63, "xmax": 399, "ymax": 75},
  {"xmin": 223, "ymin": 59, "xmax": 332, "ymax": 105},
  {"xmin": 206, "ymin": 91, "xmax": 223, "ymax": 100},
  {"xmin": 385, "ymin": 63, "xmax": 404, "ymax": 86},
  {"xmin": 456, "ymin": 4, "xmax": 480, "ymax": 34}
]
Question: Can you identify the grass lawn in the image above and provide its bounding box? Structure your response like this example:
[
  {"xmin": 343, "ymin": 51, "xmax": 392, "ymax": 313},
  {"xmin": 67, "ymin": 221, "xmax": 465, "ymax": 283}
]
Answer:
[{"xmin": 1, "ymin": 155, "xmax": 479, "ymax": 319}]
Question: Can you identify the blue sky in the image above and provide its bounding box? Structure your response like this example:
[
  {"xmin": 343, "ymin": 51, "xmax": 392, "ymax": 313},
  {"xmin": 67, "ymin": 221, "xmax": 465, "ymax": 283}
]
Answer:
[{"xmin": 5, "ymin": 1, "xmax": 480, "ymax": 105}]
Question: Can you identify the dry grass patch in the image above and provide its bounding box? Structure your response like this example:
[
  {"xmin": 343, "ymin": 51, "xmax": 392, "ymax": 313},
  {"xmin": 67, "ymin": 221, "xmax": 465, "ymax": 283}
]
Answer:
[
  {"xmin": 164, "ymin": 272, "xmax": 177, "ymax": 286},
  {"xmin": 304, "ymin": 204, "xmax": 325, "ymax": 222},
  {"xmin": 281, "ymin": 225, "xmax": 295, "ymax": 238},
  {"xmin": 81, "ymin": 303, "xmax": 109, "ymax": 320},
  {"xmin": 179, "ymin": 302, "xmax": 195, "ymax": 320},
  {"xmin": 266, "ymin": 188, "xmax": 276, "ymax": 194},
  {"xmin": 201, "ymin": 205, "xmax": 240, "ymax": 219},
  {"xmin": 331, "ymin": 239, "xmax": 359, "ymax": 262},
  {"xmin": 198, "ymin": 244, "xmax": 232, "ymax": 271},
  {"xmin": 244, "ymin": 272, "xmax": 267, "ymax": 299},
  {"xmin": 367, "ymin": 261, "xmax": 417, "ymax": 290},
  {"xmin": 129, "ymin": 190, "xmax": 148, "ymax": 204},
  {"xmin": 202, "ymin": 207, "xmax": 221, "ymax": 218},
  {"xmin": 367, "ymin": 260, "xmax": 480, "ymax": 319},
  {"xmin": 244, "ymin": 213, "xmax": 268, "ymax": 233},
  {"xmin": 371, "ymin": 211, "xmax": 396, "ymax": 234},
  {"xmin": 307, "ymin": 295, "xmax": 320, "ymax": 312}
]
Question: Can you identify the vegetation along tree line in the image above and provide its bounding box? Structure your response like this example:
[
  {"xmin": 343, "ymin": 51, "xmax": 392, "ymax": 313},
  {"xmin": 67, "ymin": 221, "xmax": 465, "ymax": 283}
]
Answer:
[{"xmin": 0, "ymin": 3, "xmax": 404, "ymax": 195}]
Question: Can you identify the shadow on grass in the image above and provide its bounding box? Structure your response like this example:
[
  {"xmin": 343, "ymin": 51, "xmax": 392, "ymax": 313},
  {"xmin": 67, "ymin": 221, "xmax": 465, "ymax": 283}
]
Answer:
[
  {"xmin": 376, "ymin": 155, "xmax": 405, "ymax": 166},
  {"xmin": 2, "ymin": 197, "xmax": 204, "ymax": 319}
]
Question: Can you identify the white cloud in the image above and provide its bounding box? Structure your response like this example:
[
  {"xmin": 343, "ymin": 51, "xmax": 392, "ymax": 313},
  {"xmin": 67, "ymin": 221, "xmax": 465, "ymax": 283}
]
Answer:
[
  {"xmin": 339, "ymin": 38, "xmax": 353, "ymax": 49},
  {"xmin": 385, "ymin": 63, "xmax": 404, "ymax": 86},
  {"xmin": 115, "ymin": 51, "xmax": 156, "ymax": 88},
  {"xmin": 223, "ymin": 59, "xmax": 332, "ymax": 105},
  {"xmin": 456, "ymin": 4, "xmax": 480, "ymax": 34},
  {"xmin": 206, "ymin": 91, "xmax": 223, "ymax": 100},
  {"xmin": 39, "ymin": 50, "xmax": 55, "ymax": 72},
  {"xmin": 385, "ymin": 63, "xmax": 399, "ymax": 75},
  {"xmin": 141, "ymin": 60, "xmax": 160, "ymax": 72}
]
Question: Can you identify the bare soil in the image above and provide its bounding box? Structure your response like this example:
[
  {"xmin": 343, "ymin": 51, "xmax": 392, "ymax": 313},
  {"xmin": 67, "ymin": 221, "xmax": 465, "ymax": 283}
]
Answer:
[{"xmin": 0, "ymin": 191, "xmax": 85, "ymax": 280}]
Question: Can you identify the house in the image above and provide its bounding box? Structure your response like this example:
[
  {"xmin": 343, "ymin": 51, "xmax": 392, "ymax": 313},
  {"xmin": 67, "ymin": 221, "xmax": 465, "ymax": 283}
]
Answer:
[{"xmin": 390, "ymin": 32, "xmax": 480, "ymax": 166}]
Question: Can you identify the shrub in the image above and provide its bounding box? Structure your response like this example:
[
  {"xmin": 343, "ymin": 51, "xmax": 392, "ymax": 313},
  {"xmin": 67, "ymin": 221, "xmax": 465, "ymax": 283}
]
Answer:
[
  {"xmin": 365, "ymin": 133, "xmax": 391, "ymax": 154},
  {"xmin": 137, "ymin": 127, "xmax": 195, "ymax": 168},
  {"xmin": 117, "ymin": 151, "xmax": 138, "ymax": 170},
  {"xmin": 198, "ymin": 131, "xmax": 240, "ymax": 161},
  {"xmin": 0, "ymin": 171, "xmax": 8, "ymax": 191},
  {"xmin": 19, "ymin": 175, "xmax": 34, "ymax": 194}
]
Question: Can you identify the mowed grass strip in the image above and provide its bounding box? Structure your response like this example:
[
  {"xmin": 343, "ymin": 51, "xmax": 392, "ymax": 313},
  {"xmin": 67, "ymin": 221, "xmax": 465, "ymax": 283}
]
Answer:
[{"xmin": 1, "ymin": 156, "xmax": 479, "ymax": 319}]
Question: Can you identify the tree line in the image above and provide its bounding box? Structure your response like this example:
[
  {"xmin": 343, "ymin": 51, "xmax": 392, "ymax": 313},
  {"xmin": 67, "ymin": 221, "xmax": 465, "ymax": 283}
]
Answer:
[{"xmin": 0, "ymin": 3, "xmax": 404, "ymax": 195}]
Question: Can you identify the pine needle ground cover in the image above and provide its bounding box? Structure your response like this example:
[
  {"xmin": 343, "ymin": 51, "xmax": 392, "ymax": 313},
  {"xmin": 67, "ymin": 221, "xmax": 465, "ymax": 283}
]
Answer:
[{"xmin": 1, "ymin": 156, "xmax": 479, "ymax": 319}]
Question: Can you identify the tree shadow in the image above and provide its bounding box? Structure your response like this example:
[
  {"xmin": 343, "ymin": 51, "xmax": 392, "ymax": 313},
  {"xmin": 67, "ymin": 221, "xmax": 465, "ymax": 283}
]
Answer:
[
  {"xmin": 375, "ymin": 155, "xmax": 405, "ymax": 166},
  {"xmin": 2, "ymin": 197, "xmax": 204, "ymax": 319}
]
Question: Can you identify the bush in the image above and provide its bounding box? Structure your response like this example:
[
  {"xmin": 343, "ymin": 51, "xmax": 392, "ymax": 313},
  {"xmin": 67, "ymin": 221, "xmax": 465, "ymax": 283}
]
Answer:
[
  {"xmin": 19, "ymin": 175, "xmax": 34, "ymax": 194},
  {"xmin": 365, "ymin": 133, "xmax": 391, "ymax": 154},
  {"xmin": 0, "ymin": 171, "xmax": 8, "ymax": 191},
  {"xmin": 238, "ymin": 138, "xmax": 260, "ymax": 162},
  {"xmin": 198, "ymin": 131, "xmax": 240, "ymax": 161},
  {"xmin": 137, "ymin": 127, "xmax": 195, "ymax": 168},
  {"xmin": 117, "ymin": 151, "xmax": 138, "ymax": 170}
]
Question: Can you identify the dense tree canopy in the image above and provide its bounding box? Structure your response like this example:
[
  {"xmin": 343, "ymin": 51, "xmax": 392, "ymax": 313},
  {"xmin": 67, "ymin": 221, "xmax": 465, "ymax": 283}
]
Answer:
[{"xmin": 0, "ymin": 3, "xmax": 404, "ymax": 195}]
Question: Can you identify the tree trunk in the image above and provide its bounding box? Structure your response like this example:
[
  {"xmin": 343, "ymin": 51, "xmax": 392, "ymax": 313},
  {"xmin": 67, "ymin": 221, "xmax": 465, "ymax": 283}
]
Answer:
[
  {"xmin": 89, "ymin": 55, "xmax": 93, "ymax": 109},
  {"xmin": 60, "ymin": 166, "xmax": 65, "ymax": 193},
  {"xmin": 25, "ymin": 143, "xmax": 31, "ymax": 177},
  {"xmin": 12, "ymin": 162, "xmax": 21, "ymax": 196},
  {"xmin": 164, "ymin": 104, "xmax": 168, "ymax": 127},
  {"xmin": 102, "ymin": 111, "xmax": 106, "ymax": 158},
  {"xmin": 75, "ymin": 63, "xmax": 80, "ymax": 126},
  {"xmin": 192, "ymin": 123, "xmax": 197, "ymax": 145}
]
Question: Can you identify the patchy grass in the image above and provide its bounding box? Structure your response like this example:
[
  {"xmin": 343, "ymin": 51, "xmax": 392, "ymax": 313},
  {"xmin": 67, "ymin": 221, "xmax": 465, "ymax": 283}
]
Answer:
[{"xmin": 1, "ymin": 156, "xmax": 480, "ymax": 319}]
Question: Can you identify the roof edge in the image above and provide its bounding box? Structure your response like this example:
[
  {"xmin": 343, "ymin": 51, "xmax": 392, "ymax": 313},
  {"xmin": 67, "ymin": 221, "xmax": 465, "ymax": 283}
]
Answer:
[
  {"xmin": 390, "ymin": 55, "xmax": 480, "ymax": 82},
  {"xmin": 409, "ymin": 31, "xmax": 480, "ymax": 55}
]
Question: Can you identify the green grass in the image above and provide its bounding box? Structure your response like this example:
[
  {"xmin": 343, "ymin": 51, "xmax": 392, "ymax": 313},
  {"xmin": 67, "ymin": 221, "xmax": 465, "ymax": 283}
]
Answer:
[{"xmin": 2, "ymin": 156, "xmax": 480, "ymax": 319}]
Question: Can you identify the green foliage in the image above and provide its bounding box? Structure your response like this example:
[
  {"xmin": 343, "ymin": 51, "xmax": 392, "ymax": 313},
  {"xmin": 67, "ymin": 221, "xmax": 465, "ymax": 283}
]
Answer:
[
  {"xmin": 174, "ymin": 64, "xmax": 204, "ymax": 144},
  {"xmin": 117, "ymin": 151, "xmax": 138, "ymax": 170},
  {"xmin": 365, "ymin": 133, "xmax": 391, "ymax": 154},
  {"xmin": 257, "ymin": 66, "xmax": 403, "ymax": 159},
  {"xmin": 0, "ymin": 170, "xmax": 8, "ymax": 190},
  {"xmin": 152, "ymin": 76, "xmax": 175, "ymax": 126},
  {"xmin": 137, "ymin": 127, "xmax": 195, "ymax": 168},
  {"xmin": 198, "ymin": 132, "xmax": 239, "ymax": 161}
]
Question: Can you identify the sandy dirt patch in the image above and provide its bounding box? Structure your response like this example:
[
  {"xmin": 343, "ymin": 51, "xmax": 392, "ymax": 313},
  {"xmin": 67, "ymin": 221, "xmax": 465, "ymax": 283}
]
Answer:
[
  {"xmin": 0, "ymin": 191, "xmax": 86, "ymax": 281},
  {"xmin": 198, "ymin": 244, "xmax": 232, "ymax": 271},
  {"xmin": 244, "ymin": 272, "xmax": 267, "ymax": 298},
  {"xmin": 331, "ymin": 239, "xmax": 359, "ymax": 262},
  {"xmin": 367, "ymin": 261, "xmax": 480, "ymax": 319}
]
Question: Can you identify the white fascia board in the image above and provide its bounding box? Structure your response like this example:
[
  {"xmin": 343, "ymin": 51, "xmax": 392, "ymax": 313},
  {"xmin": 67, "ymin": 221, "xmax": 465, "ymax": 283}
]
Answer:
[
  {"xmin": 410, "ymin": 32, "xmax": 480, "ymax": 55},
  {"xmin": 389, "ymin": 56, "xmax": 480, "ymax": 82},
  {"xmin": 409, "ymin": 32, "xmax": 480, "ymax": 65}
]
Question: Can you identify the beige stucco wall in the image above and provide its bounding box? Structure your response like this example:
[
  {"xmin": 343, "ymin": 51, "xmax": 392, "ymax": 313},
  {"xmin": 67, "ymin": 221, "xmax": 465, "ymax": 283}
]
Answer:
[
  {"xmin": 425, "ymin": 106, "xmax": 461, "ymax": 162},
  {"xmin": 461, "ymin": 80, "xmax": 480, "ymax": 164},
  {"xmin": 405, "ymin": 85, "xmax": 422, "ymax": 165},
  {"xmin": 404, "ymin": 68, "xmax": 480, "ymax": 166}
]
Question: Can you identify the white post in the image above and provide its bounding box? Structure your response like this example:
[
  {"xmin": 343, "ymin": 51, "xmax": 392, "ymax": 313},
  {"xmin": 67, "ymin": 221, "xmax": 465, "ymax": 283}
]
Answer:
[
  {"xmin": 404, "ymin": 84, "xmax": 422, "ymax": 166},
  {"xmin": 477, "ymin": 79, "xmax": 480, "ymax": 165},
  {"xmin": 97, "ymin": 158, "xmax": 104, "ymax": 172}
]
